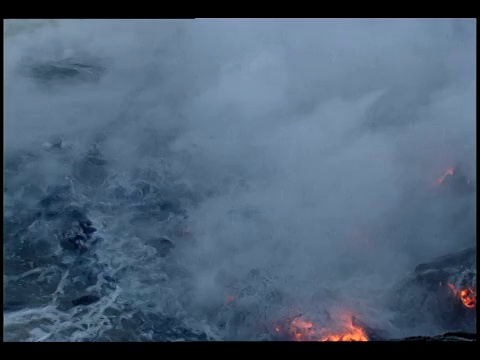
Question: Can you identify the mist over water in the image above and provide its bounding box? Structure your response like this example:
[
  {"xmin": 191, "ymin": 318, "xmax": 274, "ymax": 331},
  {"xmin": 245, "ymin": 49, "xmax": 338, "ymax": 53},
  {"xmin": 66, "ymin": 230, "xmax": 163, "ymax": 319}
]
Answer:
[{"xmin": 4, "ymin": 19, "xmax": 476, "ymax": 341}]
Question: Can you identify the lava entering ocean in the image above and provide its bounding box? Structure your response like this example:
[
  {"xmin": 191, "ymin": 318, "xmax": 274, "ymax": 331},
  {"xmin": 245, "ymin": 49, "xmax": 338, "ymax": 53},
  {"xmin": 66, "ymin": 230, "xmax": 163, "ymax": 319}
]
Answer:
[
  {"xmin": 448, "ymin": 283, "xmax": 477, "ymax": 309},
  {"xmin": 276, "ymin": 315, "xmax": 369, "ymax": 342},
  {"xmin": 319, "ymin": 322, "xmax": 369, "ymax": 342}
]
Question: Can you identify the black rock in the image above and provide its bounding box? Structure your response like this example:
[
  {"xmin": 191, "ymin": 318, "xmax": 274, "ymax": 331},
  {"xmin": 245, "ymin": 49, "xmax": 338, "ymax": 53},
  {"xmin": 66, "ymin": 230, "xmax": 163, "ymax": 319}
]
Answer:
[
  {"xmin": 82, "ymin": 226, "xmax": 97, "ymax": 235},
  {"xmin": 159, "ymin": 201, "xmax": 176, "ymax": 212},
  {"xmin": 414, "ymin": 247, "xmax": 475, "ymax": 274},
  {"xmin": 397, "ymin": 332, "xmax": 476, "ymax": 341},
  {"xmin": 72, "ymin": 294, "xmax": 101, "ymax": 307}
]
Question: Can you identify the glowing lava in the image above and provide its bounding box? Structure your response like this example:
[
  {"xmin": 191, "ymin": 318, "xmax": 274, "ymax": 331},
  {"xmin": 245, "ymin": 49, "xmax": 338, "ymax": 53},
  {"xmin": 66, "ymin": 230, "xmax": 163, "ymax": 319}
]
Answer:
[
  {"xmin": 435, "ymin": 168, "xmax": 455, "ymax": 185},
  {"xmin": 282, "ymin": 316, "xmax": 369, "ymax": 342},
  {"xmin": 319, "ymin": 322, "xmax": 369, "ymax": 342},
  {"xmin": 290, "ymin": 319, "xmax": 316, "ymax": 340},
  {"xmin": 447, "ymin": 283, "xmax": 476, "ymax": 309}
]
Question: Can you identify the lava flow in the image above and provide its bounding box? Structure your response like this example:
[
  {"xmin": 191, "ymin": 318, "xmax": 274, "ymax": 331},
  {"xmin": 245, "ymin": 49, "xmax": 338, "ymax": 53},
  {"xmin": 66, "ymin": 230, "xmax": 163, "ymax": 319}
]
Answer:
[
  {"xmin": 435, "ymin": 168, "xmax": 455, "ymax": 185},
  {"xmin": 447, "ymin": 283, "xmax": 476, "ymax": 309},
  {"xmin": 319, "ymin": 322, "xmax": 369, "ymax": 342},
  {"xmin": 278, "ymin": 316, "xmax": 369, "ymax": 342}
]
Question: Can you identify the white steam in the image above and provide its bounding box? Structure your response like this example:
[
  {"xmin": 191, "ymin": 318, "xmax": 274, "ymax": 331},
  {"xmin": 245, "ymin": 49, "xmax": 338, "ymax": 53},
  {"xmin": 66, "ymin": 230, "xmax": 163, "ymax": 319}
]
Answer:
[{"xmin": 4, "ymin": 18, "xmax": 476, "ymax": 339}]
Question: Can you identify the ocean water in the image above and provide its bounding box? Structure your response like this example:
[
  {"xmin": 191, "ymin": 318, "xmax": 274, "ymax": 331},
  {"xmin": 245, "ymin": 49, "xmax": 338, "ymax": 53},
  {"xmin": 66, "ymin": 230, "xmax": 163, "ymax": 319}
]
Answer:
[{"xmin": 4, "ymin": 19, "xmax": 476, "ymax": 342}]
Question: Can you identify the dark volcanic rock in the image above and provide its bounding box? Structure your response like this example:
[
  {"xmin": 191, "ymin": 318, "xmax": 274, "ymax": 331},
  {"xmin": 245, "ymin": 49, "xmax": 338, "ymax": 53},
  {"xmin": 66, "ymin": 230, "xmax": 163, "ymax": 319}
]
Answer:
[
  {"xmin": 72, "ymin": 294, "xmax": 101, "ymax": 307},
  {"xmin": 58, "ymin": 207, "xmax": 98, "ymax": 254},
  {"xmin": 27, "ymin": 56, "xmax": 106, "ymax": 85},
  {"xmin": 398, "ymin": 332, "xmax": 476, "ymax": 341},
  {"xmin": 390, "ymin": 247, "xmax": 476, "ymax": 334}
]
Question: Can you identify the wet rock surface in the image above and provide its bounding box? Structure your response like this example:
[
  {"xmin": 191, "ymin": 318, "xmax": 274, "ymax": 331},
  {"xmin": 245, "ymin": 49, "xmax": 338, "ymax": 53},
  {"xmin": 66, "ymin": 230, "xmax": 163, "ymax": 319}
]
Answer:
[{"xmin": 3, "ymin": 138, "xmax": 208, "ymax": 342}]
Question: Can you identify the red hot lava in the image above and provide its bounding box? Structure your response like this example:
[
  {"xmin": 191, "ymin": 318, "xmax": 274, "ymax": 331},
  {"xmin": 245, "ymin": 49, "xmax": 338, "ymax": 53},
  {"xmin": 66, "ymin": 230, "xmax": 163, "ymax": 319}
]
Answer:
[
  {"xmin": 435, "ymin": 168, "xmax": 455, "ymax": 185},
  {"xmin": 276, "ymin": 315, "xmax": 369, "ymax": 342},
  {"xmin": 447, "ymin": 283, "xmax": 476, "ymax": 309},
  {"xmin": 319, "ymin": 321, "xmax": 369, "ymax": 342}
]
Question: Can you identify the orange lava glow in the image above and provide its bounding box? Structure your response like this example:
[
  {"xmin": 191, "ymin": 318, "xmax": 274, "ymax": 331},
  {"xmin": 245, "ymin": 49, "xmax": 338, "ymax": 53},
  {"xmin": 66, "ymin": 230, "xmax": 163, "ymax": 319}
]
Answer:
[
  {"xmin": 281, "ymin": 316, "xmax": 369, "ymax": 342},
  {"xmin": 290, "ymin": 319, "xmax": 316, "ymax": 340},
  {"xmin": 448, "ymin": 283, "xmax": 476, "ymax": 309},
  {"xmin": 435, "ymin": 168, "xmax": 455, "ymax": 185},
  {"xmin": 319, "ymin": 323, "xmax": 369, "ymax": 342}
]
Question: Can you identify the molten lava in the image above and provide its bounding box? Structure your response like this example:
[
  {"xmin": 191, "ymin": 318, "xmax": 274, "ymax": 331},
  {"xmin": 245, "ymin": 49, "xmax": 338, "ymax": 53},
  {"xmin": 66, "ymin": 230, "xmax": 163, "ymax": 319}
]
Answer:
[
  {"xmin": 281, "ymin": 316, "xmax": 369, "ymax": 342},
  {"xmin": 290, "ymin": 319, "xmax": 316, "ymax": 340},
  {"xmin": 435, "ymin": 168, "xmax": 455, "ymax": 185},
  {"xmin": 319, "ymin": 322, "xmax": 369, "ymax": 342},
  {"xmin": 448, "ymin": 283, "xmax": 476, "ymax": 309}
]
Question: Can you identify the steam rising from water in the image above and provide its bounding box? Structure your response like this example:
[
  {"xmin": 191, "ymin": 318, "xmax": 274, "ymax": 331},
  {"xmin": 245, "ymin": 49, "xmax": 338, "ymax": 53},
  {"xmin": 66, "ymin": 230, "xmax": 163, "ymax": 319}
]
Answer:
[{"xmin": 4, "ymin": 19, "xmax": 476, "ymax": 341}]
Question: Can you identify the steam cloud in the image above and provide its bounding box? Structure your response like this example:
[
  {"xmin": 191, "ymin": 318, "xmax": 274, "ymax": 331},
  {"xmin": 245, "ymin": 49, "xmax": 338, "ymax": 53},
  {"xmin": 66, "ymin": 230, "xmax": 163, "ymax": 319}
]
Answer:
[{"xmin": 4, "ymin": 18, "xmax": 476, "ymax": 340}]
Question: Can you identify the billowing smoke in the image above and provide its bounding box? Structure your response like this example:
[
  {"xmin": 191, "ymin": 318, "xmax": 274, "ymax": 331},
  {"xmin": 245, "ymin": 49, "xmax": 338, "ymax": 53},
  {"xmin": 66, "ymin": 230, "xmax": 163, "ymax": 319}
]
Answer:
[{"xmin": 4, "ymin": 19, "xmax": 476, "ymax": 341}]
